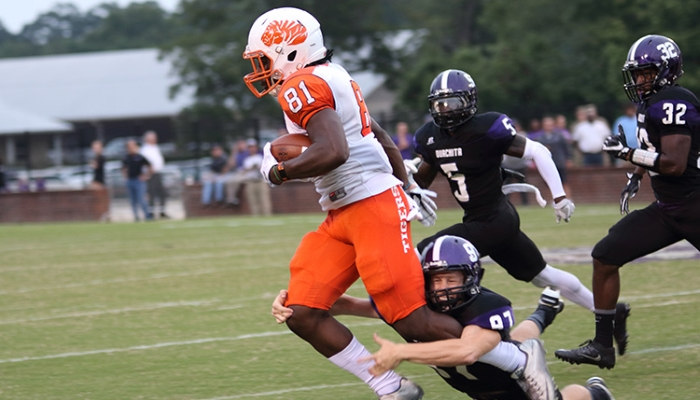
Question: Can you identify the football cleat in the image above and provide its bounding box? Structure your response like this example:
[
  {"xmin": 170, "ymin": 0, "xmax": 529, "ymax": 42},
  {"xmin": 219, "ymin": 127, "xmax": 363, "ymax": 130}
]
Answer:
[
  {"xmin": 539, "ymin": 287, "xmax": 565, "ymax": 313},
  {"xmin": 512, "ymin": 338, "xmax": 561, "ymax": 400},
  {"xmin": 378, "ymin": 378, "xmax": 424, "ymax": 400},
  {"xmin": 585, "ymin": 377, "xmax": 615, "ymax": 400},
  {"xmin": 554, "ymin": 339, "xmax": 616, "ymax": 369},
  {"xmin": 535, "ymin": 287, "xmax": 565, "ymax": 332},
  {"xmin": 614, "ymin": 302, "xmax": 631, "ymax": 355}
]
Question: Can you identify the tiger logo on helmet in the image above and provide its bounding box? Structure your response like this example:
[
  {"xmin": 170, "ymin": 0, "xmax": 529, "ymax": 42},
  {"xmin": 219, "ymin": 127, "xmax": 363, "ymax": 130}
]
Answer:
[{"xmin": 243, "ymin": 7, "xmax": 328, "ymax": 98}]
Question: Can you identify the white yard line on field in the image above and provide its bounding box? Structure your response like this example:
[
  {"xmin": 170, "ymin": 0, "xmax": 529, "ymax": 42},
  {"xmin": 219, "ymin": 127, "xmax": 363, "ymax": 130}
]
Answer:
[
  {"xmin": 0, "ymin": 300, "xmax": 218, "ymax": 325},
  {"xmin": 0, "ymin": 246, "xmax": 284, "ymax": 273},
  {"xmin": 2, "ymin": 288, "xmax": 698, "ymax": 325},
  {"xmin": 0, "ymin": 321, "xmax": 382, "ymax": 364},
  {"xmin": 0, "ymin": 269, "xmax": 224, "ymax": 295},
  {"xmin": 198, "ymin": 374, "xmax": 436, "ymax": 400}
]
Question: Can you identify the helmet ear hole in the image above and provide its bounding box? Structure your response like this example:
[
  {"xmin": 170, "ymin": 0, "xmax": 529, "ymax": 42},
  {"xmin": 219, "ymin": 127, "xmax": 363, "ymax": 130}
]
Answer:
[{"xmin": 287, "ymin": 50, "xmax": 297, "ymax": 62}]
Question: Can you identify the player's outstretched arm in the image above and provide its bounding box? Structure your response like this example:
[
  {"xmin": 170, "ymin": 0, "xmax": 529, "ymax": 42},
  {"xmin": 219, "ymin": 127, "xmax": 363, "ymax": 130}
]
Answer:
[
  {"xmin": 271, "ymin": 290, "xmax": 378, "ymax": 324},
  {"xmin": 507, "ymin": 135, "xmax": 574, "ymax": 222},
  {"xmin": 361, "ymin": 325, "xmax": 500, "ymax": 376}
]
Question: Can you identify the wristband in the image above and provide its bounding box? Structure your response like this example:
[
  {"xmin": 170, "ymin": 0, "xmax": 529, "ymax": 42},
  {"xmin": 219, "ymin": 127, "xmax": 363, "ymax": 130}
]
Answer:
[
  {"xmin": 630, "ymin": 149, "xmax": 660, "ymax": 169},
  {"xmin": 277, "ymin": 163, "xmax": 289, "ymax": 181}
]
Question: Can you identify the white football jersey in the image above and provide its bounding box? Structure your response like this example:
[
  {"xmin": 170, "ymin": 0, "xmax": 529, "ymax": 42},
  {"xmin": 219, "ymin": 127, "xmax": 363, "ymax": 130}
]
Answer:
[{"xmin": 278, "ymin": 62, "xmax": 401, "ymax": 210}]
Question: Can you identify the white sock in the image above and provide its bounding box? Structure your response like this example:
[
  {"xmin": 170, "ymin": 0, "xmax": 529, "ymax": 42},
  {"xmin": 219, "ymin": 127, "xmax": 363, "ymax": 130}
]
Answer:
[
  {"xmin": 477, "ymin": 341, "xmax": 526, "ymax": 372},
  {"xmin": 328, "ymin": 336, "xmax": 403, "ymax": 396},
  {"xmin": 531, "ymin": 265, "xmax": 595, "ymax": 311}
]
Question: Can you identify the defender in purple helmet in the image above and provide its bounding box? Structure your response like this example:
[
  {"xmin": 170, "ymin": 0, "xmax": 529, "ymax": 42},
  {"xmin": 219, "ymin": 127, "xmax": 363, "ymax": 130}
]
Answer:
[
  {"xmin": 407, "ymin": 69, "xmax": 617, "ymax": 332},
  {"xmin": 556, "ymin": 34, "xmax": 700, "ymax": 369}
]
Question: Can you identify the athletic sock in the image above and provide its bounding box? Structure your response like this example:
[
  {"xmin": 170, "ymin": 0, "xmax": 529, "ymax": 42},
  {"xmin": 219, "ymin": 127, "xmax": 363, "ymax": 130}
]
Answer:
[
  {"xmin": 593, "ymin": 310, "xmax": 615, "ymax": 347},
  {"xmin": 328, "ymin": 336, "xmax": 402, "ymax": 396},
  {"xmin": 477, "ymin": 341, "xmax": 526, "ymax": 373},
  {"xmin": 526, "ymin": 304, "xmax": 557, "ymax": 333}
]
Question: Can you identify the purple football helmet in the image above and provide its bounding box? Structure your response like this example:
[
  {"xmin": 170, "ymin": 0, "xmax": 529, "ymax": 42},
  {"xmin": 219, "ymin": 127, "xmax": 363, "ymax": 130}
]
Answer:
[
  {"xmin": 421, "ymin": 235, "xmax": 483, "ymax": 312},
  {"xmin": 622, "ymin": 34, "xmax": 684, "ymax": 103},
  {"xmin": 428, "ymin": 69, "xmax": 478, "ymax": 129}
]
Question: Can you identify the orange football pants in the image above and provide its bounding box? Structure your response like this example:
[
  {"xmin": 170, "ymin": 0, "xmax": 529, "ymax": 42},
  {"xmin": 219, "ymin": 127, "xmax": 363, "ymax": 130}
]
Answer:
[{"xmin": 286, "ymin": 186, "xmax": 426, "ymax": 324}]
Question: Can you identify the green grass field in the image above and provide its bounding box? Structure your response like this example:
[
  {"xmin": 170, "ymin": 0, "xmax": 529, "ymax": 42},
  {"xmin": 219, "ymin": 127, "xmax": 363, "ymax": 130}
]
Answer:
[{"xmin": 1, "ymin": 205, "xmax": 698, "ymax": 399}]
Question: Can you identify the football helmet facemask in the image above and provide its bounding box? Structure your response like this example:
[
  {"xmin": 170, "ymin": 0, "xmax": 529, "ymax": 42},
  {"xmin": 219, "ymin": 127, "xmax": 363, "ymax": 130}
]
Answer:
[
  {"xmin": 421, "ymin": 235, "xmax": 483, "ymax": 312},
  {"xmin": 622, "ymin": 34, "xmax": 683, "ymax": 103},
  {"xmin": 243, "ymin": 7, "xmax": 328, "ymax": 98},
  {"xmin": 428, "ymin": 69, "xmax": 478, "ymax": 130}
]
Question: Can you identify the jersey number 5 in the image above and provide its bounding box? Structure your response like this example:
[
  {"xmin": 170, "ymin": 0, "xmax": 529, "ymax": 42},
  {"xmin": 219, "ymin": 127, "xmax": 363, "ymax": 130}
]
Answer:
[{"xmin": 440, "ymin": 163, "xmax": 469, "ymax": 202}]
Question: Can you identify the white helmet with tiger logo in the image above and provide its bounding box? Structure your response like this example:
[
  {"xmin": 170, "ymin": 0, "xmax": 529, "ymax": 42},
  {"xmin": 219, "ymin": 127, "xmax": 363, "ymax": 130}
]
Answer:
[{"xmin": 243, "ymin": 7, "xmax": 328, "ymax": 97}]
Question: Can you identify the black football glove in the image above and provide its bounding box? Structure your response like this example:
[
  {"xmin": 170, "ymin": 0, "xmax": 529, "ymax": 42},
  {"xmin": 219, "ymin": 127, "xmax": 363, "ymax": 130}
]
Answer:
[
  {"xmin": 620, "ymin": 172, "xmax": 642, "ymax": 215},
  {"xmin": 603, "ymin": 125, "xmax": 633, "ymax": 161}
]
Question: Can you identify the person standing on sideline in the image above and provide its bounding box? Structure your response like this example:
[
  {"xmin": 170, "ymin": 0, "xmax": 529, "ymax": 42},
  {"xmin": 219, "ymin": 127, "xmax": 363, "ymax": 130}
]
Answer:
[
  {"xmin": 572, "ymin": 105, "xmax": 611, "ymax": 166},
  {"xmin": 0, "ymin": 157, "xmax": 7, "ymax": 193},
  {"xmin": 201, "ymin": 144, "xmax": 229, "ymax": 206},
  {"xmin": 122, "ymin": 139, "xmax": 152, "ymax": 221},
  {"xmin": 392, "ymin": 121, "xmax": 415, "ymax": 159},
  {"xmin": 556, "ymin": 34, "xmax": 699, "ymax": 369},
  {"xmin": 89, "ymin": 140, "xmax": 106, "ymax": 189},
  {"xmin": 140, "ymin": 131, "xmax": 169, "ymax": 218},
  {"xmin": 239, "ymin": 139, "xmax": 272, "ymax": 215}
]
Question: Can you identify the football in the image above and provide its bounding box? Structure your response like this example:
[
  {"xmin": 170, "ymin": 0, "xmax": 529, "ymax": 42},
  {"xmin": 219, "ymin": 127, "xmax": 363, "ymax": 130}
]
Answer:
[{"xmin": 270, "ymin": 134, "xmax": 311, "ymax": 162}]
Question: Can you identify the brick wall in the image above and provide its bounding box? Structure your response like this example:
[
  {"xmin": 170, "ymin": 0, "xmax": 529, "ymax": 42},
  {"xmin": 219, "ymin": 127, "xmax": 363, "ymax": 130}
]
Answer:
[
  {"xmin": 182, "ymin": 166, "xmax": 656, "ymax": 217},
  {"xmin": 0, "ymin": 188, "xmax": 110, "ymax": 223}
]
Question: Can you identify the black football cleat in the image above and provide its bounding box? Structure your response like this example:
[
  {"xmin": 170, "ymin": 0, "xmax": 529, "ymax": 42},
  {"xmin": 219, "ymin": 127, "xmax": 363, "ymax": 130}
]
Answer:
[
  {"xmin": 554, "ymin": 340, "xmax": 616, "ymax": 369},
  {"xmin": 613, "ymin": 302, "xmax": 631, "ymax": 356}
]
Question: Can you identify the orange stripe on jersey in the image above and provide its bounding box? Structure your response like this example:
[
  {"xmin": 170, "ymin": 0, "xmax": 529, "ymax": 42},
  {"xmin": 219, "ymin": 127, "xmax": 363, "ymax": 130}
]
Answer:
[{"xmin": 278, "ymin": 69, "xmax": 335, "ymax": 129}]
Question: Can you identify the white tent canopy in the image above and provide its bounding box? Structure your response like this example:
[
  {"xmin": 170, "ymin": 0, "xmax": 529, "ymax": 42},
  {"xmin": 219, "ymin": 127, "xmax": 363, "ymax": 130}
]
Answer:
[
  {"xmin": 0, "ymin": 101, "xmax": 72, "ymax": 135},
  {"xmin": 0, "ymin": 48, "xmax": 193, "ymax": 122}
]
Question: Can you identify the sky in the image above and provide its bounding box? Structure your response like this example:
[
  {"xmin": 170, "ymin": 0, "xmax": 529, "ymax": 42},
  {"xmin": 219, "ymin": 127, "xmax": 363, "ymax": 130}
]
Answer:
[{"xmin": 0, "ymin": 0, "xmax": 181, "ymax": 33}]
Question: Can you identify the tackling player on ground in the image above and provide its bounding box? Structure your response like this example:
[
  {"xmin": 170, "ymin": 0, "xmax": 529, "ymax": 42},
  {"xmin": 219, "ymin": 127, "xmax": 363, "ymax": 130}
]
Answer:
[
  {"xmin": 555, "ymin": 34, "xmax": 700, "ymax": 369},
  {"xmin": 273, "ymin": 236, "xmax": 615, "ymax": 400}
]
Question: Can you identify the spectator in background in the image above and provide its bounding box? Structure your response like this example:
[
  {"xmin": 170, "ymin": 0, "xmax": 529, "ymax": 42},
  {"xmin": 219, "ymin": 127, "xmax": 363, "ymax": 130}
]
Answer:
[
  {"xmin": 122, "ymin": 139, "xmax": 152, "ymax": 221},
  {"xmin": 140, "ymin": 131, "xmax": 169, "ymax": 218},
  {"xmin": 555, "ymin": 114, "xmax": 573, "ymax": 142},
  {"xmin": 571, "ymin": 104, "xmax": 611, "ymax": 166},
  {"xmin": 240, "ymin": 140, "xmax": 272, "ymax": 216},
  {"xmin": 0, "ymin": 157, "xmax": 6, "ymax": 193},
  {"xmin": 89, "ymin": 140, "xmax": 106, "ymax": 189},
  {"xmin": 224, "ymin": 139, "xmax": 250, "ymax": 206},
  {"xmin": 527, "ymin": 117, "xmax": 543, "ymax": 140},
  {"xmin": 612, "ymin": 103, "xmax": 638, "ymax": 148},
  {"xmin": 392, "ymin": 121, "xmax": 415, "ymax": 159},
  {"xmin": 201, "ymin": 144, "xmax": 229, "ymax": 206},
  {"xmin": 536, "ymin": 115, "xmax": 573, "ymax": 197}
]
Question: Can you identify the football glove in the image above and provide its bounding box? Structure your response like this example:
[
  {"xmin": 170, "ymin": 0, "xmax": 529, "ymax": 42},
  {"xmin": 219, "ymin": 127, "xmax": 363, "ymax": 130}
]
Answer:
[
  {"xmin": 406, "ymin": 186, "xmax": 438, "ymax": 226},
  {"xmin": 620, "ymin": 172, "xmax": 642, "ymax": 215},
  {"xmin": 553, "ymin": 198, "xmax": 575, "ymax": 223},
  {"xmin": 259, "ymin": 142, "xmax": 278, "ymax": 185},
  {"xmin": 404, "ymin": 157, "xmax": 421, "ymax": 175},
  {"xmin": 602, "ymin": 135, "xmax": 634, "ymax": 161}
]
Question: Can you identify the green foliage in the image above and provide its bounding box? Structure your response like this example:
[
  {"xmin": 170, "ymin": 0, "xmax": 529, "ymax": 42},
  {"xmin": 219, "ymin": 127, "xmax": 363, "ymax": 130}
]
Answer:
[
  {"xmin": 0, "ymin": 2, "xmax": 176, "ymax": 57},
  {"xmin": 1, "ymin": 206, "xmax": 699, "ymax": 399},
  {"xmin": 2, "ymin": 0, "xmax": 699, "ymax": 132}
]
